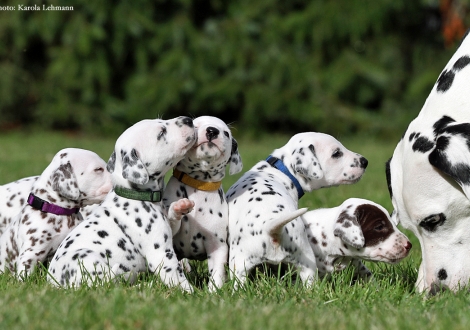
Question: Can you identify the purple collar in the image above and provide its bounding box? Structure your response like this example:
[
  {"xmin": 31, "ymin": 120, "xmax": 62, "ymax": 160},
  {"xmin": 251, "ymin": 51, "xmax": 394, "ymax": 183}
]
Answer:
[{"xmin": 27, "ymin": 193, "xmax": 80, "ymax": 216}]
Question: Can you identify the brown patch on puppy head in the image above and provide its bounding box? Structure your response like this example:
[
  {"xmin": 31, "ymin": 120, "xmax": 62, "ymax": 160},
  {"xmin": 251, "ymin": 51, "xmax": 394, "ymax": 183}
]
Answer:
[{"xmin": 355, "ymin": 204, "xmax": 393, "ymax": 247}]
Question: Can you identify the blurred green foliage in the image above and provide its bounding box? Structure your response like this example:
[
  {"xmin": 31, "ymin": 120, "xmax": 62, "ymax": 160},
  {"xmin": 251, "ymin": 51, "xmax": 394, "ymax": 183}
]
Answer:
[{"xmin": 0, "ymin": 0, "xmax": 458, "ymax": 137}]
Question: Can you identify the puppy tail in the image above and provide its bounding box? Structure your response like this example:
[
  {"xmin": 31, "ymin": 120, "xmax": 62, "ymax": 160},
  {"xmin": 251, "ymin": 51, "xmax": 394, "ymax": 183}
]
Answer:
[{"xmin": 268, "ymin": 208, "xmax": 308, "ymax": 244}]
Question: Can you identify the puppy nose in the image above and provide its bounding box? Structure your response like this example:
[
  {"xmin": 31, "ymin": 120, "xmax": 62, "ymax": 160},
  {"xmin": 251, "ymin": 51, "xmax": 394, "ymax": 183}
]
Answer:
[
  {"xmin": 181, "ymin": 117, "xmax": 194, "ymax": 128},
  {"xmin": 404, "ymin": 241, "xmax": 412, "ymax": 251},
  {"xmin": 206, "ymin": 127, "xmax": 220, "ymax": 141},
  {"xmin": 359, "ymin": 157, "xmax": 368, "ymax": 169}
]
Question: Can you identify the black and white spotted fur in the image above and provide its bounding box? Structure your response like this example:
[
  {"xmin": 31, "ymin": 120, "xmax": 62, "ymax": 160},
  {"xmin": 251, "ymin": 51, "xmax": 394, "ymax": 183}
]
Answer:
[
  {"xmin": 227, "ymin": 132, "xmax": 368, "ymax": 287},
  {"xmin": 0, "ymin": 176, "xmax": 38, "ymax": 235},
  {"xmin": 0, "ymin": 177, "xmax": 100, "ymax": 235},
  {"xmin": 0, "ymin": 148, "xmax": 112, "ymax": 277},
  {"xmin": 48, "ymin": 117, "xmax": 197, "ymax": 291},
  {"xmin": 387, "ymin": 30, "xmax": 470, "ymax": 293},
  {"xmin": 163, "ymin": 116, "xmax": 243, "ymax": 291},
  {"xmin": 303, "ymin": 198, "xmax": 411, "ymax": 279}
]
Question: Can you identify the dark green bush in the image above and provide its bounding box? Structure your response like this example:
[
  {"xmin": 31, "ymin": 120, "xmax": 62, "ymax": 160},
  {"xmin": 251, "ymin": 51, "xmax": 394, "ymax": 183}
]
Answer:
[{"xmin": 0, "ymin": 0, "xmax": 456, "ymax": 137}]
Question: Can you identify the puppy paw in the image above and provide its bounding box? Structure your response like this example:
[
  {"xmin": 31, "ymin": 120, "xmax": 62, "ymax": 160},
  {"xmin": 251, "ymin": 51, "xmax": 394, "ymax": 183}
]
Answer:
[
  {"xmin": 173, "ymin": 198, "xmax": 195, "ymax": 217},
  {"xmin": 169, "ymin": 198, "xmax": 195, "ymax": 222}
]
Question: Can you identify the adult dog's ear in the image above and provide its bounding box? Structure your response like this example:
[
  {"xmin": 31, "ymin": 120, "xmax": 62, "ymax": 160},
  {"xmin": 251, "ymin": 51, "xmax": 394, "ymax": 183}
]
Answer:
[
  {"xmin": 429, "ymin": 122, "xmax": 470, "ymax": 198},
  {"xmin": 120, "ymin": 148, "xmax": 149, "ymax": 185},
  {"xmin": 229, "ymin": 138, "xmax": 243, "ymax": 175},
  {"xmin": 51, "ymin": 162, "xmax": 80, "ymax": 201},
  {"xmin": 333, "ymin": 207, "xmax": 365, "ymax": 249},
  {"xmin": 292, "ymin": 144, "xmax": 324, "ymax": 181}
]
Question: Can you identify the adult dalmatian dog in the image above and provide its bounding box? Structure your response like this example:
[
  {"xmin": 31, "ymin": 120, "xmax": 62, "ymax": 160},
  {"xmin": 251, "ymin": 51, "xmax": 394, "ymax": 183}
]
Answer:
[
  {"xmin": 0, "ymin": 148, "xmax": 112, "ymax": 277},
  {"xmin": 386, "ymin": 30, "xmax": 470, "ymax": 294},
  {"xmin": 163, "ymin": 116, "xmax": 243, "ymax": 291},
  {"xmin": 48, "ymin": 117, "xmax": 197, "ymax": 292},
  {"xmin": 302, "ymin": 198, "xmax": 412, "ymax": 279},
  {"xmin": 227, "ymin": 132, "xmax": 368, "ymax": 287}
]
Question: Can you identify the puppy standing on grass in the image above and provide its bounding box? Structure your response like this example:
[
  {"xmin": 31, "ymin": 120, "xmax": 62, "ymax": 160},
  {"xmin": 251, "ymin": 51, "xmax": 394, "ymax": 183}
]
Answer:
[
  {"xmin": 227, "ymin": 132, "xmax": 368, "ymax": 288},
  {"xmin": 302, "ymin": 198, "xmax": 412, "ymax": 280},
  {"xmin": 48, "ymin": 117, "xmax": 197, "ymax": 292},
  {"xmin": 0, "ymin": 148, "xmax": 112, "ymax": 277},
  {"xmin": 163, "ymin": 116, "xmax": 243, "ymax": 291}
]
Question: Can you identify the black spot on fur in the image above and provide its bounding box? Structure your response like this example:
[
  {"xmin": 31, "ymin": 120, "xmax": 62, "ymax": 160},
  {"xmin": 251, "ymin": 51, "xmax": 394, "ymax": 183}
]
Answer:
[
  {"xmin": 438, "ymin": 268, "xmax": 448, "ymax": 280},
  {"xmin": 64, "ymin": 240, "xmax": 74, "ymax": 249},
  {"xmin": 453, "ymin": 55, "xmax": 470, "ymax": 71},
  {"xmin": 412, "ymin": 136, "xmax": 434, "ymax": 153},
  {"xmin": 433, "ymin": 115, "xmax": 456, "ymax": 136},
  {"xmin": 436, "ymin": 69, "xmax": 455, "ymax": 93},
  {"xmin": 117, "ymin": 239, "xmax": 126, "ymax": 251}
]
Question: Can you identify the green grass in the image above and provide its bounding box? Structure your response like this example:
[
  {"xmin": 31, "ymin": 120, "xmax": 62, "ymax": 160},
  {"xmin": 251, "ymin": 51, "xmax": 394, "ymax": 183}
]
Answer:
[{"xmin": 0, "ymin": 130, "xmax": 468, "ymax": 330}]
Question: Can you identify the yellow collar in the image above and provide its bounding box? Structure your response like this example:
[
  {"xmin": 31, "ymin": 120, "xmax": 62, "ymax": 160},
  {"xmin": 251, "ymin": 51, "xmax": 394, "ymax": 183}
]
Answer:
[{"xmin": 173, "ymin": 169, "xmax": 222, "ymax": 191}]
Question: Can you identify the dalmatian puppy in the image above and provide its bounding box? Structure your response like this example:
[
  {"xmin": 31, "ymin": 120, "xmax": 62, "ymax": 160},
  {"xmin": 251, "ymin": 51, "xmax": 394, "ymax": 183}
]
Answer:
[
  {"xmin": 0, "ymin": 148, "xmax": 112, "ymax": 277},
  {"xmin": 302, "ymin": 198, "xmax": 412, "ymax": 279},
  {"xmin": 387, "ymin": 30, "xmax": 470, "ymax": 294},
  {"xmin": 163, "ymin": 116, "xmax": 243, "ymax": 291},
  {"xmin": 0, "ymin": 177, "xmax": 99, "ymax": 235},
  {"xmin": 227, "ymin": 132, "xmax": 368, "ymax": 287},
  {"xmin": 48, "ymin": 117, "xmax": 197, "ymax": 292}
]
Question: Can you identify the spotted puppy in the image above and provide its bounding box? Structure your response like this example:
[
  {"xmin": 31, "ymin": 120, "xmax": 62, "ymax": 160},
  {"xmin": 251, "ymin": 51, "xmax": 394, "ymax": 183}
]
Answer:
[
  {"xmin": 227, "ymin": 132, "xmax": 368, "ymax": 287},
  {"xmin": 48, "ymin": 117, "xmax": 197, "ymax": 292},
  {"xmin": 163, "ymin": 116, "xmax": 243, "ymax": 291},
  {"xmin": 303, "ymin": 198, "xmax": 412, "ymax": 279},
  {"xmin": 387, "ymin": 30, "xmax": 470, "ymax": 294},
  {"xmin": 0, "ymin": 177, "xmax": 99, "ymax": 235},
  {"xmin": 0, "ymin": 148, "xmax": 112, "ymax": 277}
]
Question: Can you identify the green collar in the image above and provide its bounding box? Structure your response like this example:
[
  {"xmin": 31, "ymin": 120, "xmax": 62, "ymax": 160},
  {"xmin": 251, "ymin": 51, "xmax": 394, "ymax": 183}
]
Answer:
[{"xmin": 114, "ymin": 186, "xmax": 162, "ymax": 202}]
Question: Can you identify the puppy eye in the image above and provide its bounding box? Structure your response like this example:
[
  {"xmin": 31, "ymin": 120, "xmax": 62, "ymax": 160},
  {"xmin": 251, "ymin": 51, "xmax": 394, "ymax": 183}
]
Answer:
[
  {"xmin": 332, "ymin": 149, "xmax": 343, "ymax": 159},
  {"xmin": 224, "ymin": 131, "xmax": 230, "ymax": 138},
  {"xmin": 94, "ymin": 167, "xmax": 104, "ymax": 173},
  {"xmin": 374, "ymin": 222, "xmax": 385, "ymax": 231},
  {"xmin": 158, "ymin": 127, "xmax": 167, "ymax": 139},
  {"xmin": 419, "ymin": 213, "xmax": 446, "ymax": 232}
]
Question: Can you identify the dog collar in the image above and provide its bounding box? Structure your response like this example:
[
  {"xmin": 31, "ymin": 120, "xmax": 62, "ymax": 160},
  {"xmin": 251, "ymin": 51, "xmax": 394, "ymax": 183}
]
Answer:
[
  {"xmin": 114, "ymin": 186, "xmax": 162, "ymax": 202},
  {"xmin": 266, "ymin": 155, "xmax": 304, "ymax": 199},
  {"xmin": 173, "ymin": 169, "xmax": 222, "ymax": 191},
  {"xmin": 27, "ymin": 193, "xmax": 80, "ymax": 216}
]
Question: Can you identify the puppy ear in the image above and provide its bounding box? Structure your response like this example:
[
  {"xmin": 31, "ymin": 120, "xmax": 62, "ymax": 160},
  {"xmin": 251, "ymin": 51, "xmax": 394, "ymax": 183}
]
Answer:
[
  {"xmin": 229, "ymin": 138, "xmax": 243, "ymax": 175},
  {"xmin": 107, "ymin": 151, "xmax": 116, "ymax": 173},
  {"xmin": 51, "ymin": 162, "xmax": 80, "ymax": 201},
  {"xmin": 292, "ymin": 144, "xmax": 324, "ymax": 181},
  {"xmin": 121, "ymin": 148, "xmax": 149, "ymax": 185},
  {"xmin": 333, "ymin": 208, "xmax": 365, "ymax": 249},
  {"xmin": 429, "ymin": 122, "xmax": 470, "ymax": 199}
]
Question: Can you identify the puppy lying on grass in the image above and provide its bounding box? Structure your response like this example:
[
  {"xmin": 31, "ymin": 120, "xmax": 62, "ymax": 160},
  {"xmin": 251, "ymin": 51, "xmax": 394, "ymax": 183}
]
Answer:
[{"xmin": 303, "ymin": 198, "xmax": 412, "ymax": 280}]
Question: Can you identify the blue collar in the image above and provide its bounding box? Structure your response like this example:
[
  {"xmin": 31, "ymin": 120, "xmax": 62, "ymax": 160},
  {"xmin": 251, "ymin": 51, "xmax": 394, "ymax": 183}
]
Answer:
[{"xmin": 266, "ymin": 156, "xmax": 304, "ymax": 199}]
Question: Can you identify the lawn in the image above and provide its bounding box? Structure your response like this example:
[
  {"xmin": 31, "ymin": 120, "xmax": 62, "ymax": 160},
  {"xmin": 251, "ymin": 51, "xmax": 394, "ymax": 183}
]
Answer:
[{"xmin": 0, "ymin": 129, "xmax": 468, "ymax": 330}]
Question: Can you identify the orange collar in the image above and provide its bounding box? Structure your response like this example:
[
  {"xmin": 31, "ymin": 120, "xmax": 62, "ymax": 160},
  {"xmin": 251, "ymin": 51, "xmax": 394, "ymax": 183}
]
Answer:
[{"xmin": 173, "ymin": 169, "xmax": 222, "ymax": 191}]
